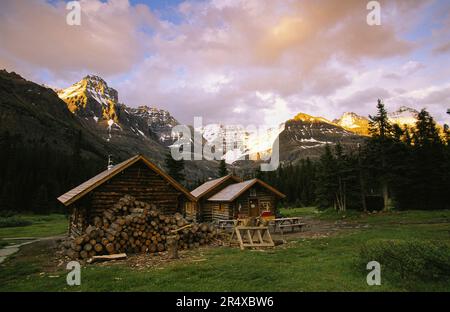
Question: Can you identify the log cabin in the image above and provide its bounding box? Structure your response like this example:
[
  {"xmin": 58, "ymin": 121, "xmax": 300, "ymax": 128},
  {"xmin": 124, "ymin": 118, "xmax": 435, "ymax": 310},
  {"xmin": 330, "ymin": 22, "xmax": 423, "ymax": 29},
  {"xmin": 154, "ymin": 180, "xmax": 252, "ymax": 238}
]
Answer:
[
  {"xmin": 191, "ymin": 176, "xmax": 285, "ymax": 221},
  {"xmin": 57, "ymin": 155, "xmax": 197, "ymax": 237}
]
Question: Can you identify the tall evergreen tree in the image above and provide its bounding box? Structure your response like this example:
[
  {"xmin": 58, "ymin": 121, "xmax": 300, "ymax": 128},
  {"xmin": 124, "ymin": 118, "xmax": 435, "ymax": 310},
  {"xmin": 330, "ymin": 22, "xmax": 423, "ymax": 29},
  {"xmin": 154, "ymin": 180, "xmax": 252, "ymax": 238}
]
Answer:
[
  {"xmin": 409, "ymin": 109, "xmax": 448, "ymax": 209},
  {"xmin": 164, "ymin": 152, "xmax": 185, "ymax": 183},
  {"xmin": 443, "ymin": 124, "xmax": 450, "ymax": 145},
  {"xmin": 403, "ymin": 125, "xmax": 413, "ymax": 146},
  {"xmin": 368, "ymin": 99, "xmax": 393, "ymax": 138},
  {"xmin": 367, "ymin": 99, "xmax": 393, "ymax": 210},
  {"xmin": 315, "ymin": 144, "xmax": 337, "ymax": 209},
  {"xmin": 413, "ymin": 109, "xmax": 442, "ymax": 146},
  {"xmin": 218, "ymin": 159, "xmax": 228, "ymax": 177}
]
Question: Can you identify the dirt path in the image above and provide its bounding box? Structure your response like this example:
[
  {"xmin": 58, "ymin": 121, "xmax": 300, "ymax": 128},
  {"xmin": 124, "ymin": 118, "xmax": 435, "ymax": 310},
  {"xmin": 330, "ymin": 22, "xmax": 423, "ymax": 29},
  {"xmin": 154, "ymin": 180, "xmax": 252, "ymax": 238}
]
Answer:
[
  {"xmin": 270, "ymin": 216, "xmax": 369, "ymax": 240},
  {"xmin": 0, "ymin": 235, "xmax": 65, "ymax": 264}
]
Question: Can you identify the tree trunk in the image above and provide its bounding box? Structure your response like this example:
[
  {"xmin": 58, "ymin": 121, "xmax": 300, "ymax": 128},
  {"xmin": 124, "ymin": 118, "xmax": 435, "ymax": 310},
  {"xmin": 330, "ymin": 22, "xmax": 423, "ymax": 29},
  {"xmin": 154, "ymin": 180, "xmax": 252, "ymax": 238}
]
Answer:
[
  {"xmin": 382, "ymin": 182, "xmax": 389, "ymax": 211},
  {"xmin": 358, "ymin": 144, "xmax": 367, "ymax": 212}
]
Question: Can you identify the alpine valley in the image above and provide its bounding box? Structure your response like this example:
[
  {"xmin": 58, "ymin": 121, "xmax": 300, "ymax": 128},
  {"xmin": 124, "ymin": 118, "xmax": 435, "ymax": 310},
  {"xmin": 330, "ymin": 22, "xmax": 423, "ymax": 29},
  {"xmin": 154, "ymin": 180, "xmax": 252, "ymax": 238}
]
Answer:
[{"xmin": 0, "ymin": 70, "xmax": 427, "ymax": 181}]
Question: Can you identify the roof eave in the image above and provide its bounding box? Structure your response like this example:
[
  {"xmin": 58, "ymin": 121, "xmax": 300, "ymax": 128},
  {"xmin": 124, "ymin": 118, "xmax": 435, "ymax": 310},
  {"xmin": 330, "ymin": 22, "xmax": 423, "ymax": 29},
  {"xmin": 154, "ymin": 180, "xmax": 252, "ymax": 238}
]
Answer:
[
  {"xmin": 206, "ymin": 178, "xmax": 286, "ymax": 202},
  {"xmin": 58, "ymin": 154, "xmax": 197, "ymax": 206},
  {"xmin": 58, "ymin": 155, "xmax": 141, "ymax": 206},
  {"xmin": 192, "ymin": 174, "xmax": 241, "ymax": 200}
]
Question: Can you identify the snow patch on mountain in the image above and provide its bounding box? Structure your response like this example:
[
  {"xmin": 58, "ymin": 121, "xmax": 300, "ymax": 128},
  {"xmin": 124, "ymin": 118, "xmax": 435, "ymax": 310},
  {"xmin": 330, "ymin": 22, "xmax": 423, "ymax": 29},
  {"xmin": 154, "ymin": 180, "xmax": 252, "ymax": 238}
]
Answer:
[
  {"xmin": 333, "ymin": 112, "xmax": 370, "ymax": 136},
  {"xmin": 57, "ymin": 76, "xmax": 181, "ymax": 145},
  {"xmin": 197, "ymin": 123, "xmax": 285, "ymax": 164},
  {"xmin": 388, "ymin": 106, "xmax": 419, "ymax": 127}
]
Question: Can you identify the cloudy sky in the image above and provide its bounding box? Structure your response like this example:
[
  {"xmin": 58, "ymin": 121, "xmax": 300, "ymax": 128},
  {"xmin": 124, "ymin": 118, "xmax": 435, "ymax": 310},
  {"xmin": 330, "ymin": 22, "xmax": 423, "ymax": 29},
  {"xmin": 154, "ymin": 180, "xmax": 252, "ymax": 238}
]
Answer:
[{"xmin": 0, "ymin": 0, "xmax": 449, "ymax": 126}]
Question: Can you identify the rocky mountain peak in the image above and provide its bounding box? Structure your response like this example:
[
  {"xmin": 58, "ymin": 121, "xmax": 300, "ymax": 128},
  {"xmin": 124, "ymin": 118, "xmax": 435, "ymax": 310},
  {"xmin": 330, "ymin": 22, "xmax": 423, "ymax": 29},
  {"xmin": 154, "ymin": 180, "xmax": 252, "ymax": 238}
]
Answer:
[
  {"xmin": 278, "ymin": 111, "xmax": 362, "ymax": 163},
  {"xmin": 133, "ymin": 106, "xmax": 178, "ymax": 125},
  {"xmin": 82, "ymin": 75, "xmax": 118, "ymax": 103},
  {"xmin": 292, "ymin": 112, "xmax": 332, "ymax": 124},
  {"xmin": 334, "ymin": 112, "xmax": 370, "ymax": 136},
  {"xmin": 57, "ymin": 75, "xmax": 119, "ymax": 122},
  {"xmin": 388, "ymin": 106, "xmax": 419, "ymax": 127}
]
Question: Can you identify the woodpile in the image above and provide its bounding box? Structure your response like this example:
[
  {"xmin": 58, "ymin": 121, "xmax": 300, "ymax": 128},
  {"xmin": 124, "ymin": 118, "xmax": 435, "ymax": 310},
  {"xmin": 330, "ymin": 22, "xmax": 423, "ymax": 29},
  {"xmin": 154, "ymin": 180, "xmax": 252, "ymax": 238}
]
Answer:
[{"xmin": 62, "ymin": 195, "xmax": 215, "ymax": 260}]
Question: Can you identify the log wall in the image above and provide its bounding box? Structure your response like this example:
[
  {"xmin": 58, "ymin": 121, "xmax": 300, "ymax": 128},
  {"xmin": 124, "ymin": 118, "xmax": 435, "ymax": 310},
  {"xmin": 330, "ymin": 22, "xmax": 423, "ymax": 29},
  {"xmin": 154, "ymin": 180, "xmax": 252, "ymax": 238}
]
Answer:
[
  {"xmin": 198, "ymin": 178, "xmax": 237, "ymax": 221},
  {"xmin": 203, "ymin": 201, "xmax": 232, "ymax": 221},
  {"xmin": 206, "ymin": 184, "xmax": 277, "ymax": 221},
  {"xmin": 68, "ymin": 161, "xmax": 192, "ymax": 235},
  {"xmin": 184, "ymin": 201, "xmax": 199, "ymax": 221}
]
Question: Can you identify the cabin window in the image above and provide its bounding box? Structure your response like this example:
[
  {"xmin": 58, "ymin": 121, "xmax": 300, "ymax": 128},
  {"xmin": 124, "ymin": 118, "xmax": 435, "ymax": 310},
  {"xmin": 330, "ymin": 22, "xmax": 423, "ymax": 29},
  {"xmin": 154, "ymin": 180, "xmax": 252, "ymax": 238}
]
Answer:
[
  {"xmin": 249, "ymin": 188, "xmax": 256, "ymax": 197},
  {"xmin": 261, "ymin": 201, "xmax": 271, "ymax": 211}
]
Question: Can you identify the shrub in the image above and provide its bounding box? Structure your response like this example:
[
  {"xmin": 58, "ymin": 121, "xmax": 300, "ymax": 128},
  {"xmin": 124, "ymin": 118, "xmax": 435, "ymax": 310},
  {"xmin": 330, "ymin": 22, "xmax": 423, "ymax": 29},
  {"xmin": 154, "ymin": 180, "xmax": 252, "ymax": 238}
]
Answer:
[
  {"xmin": 0, "ymin": 210, "xmax": 17, "ymax": 218},
  {"xmin": 0, "ymin": 216, "xmax": 32, "ymax": 228},
  {"xmin": 359, "ymin": 239, "xmax": 450, "ymax": 282},
  {"xmin": 318, "ymin": 208, "xmax": 363, "ymax": 220}
]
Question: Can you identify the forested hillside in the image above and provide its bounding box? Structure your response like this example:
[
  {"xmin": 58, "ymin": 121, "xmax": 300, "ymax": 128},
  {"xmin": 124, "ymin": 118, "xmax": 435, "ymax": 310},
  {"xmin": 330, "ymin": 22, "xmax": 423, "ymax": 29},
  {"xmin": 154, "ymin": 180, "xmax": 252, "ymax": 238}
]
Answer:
[{"xmin": 260, "ymin": 101, "xmax": 450, "ymax": 211}]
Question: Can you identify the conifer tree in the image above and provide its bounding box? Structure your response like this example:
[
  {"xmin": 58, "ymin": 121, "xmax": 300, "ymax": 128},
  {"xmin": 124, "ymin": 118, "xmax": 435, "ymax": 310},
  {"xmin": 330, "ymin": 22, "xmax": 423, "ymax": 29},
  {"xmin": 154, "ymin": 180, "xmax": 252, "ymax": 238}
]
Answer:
[
  {"xmin": 315, "ymin": 144, "xmax": 337, "ymax": 209},
  {"xmin": 218, "ymin": 159, "xmax": 228, "ymax": 177},
  {"xmin": 410, "ymin": 109, "xmax": 447, "ymax": 209},
  {"xmin": 413, "ymin": 109, "xmax": 442, "ymax": 146},
  {"xmin": 165, "ymin": 152, "xmax": 185, "ymax": 183},
  {"xmin": 368, "ymin": 99, "xmax": 393, "ymax": 138},
  {"xmin": 367, "ymin": 99, "xmax": 393, "ymax": 210}
]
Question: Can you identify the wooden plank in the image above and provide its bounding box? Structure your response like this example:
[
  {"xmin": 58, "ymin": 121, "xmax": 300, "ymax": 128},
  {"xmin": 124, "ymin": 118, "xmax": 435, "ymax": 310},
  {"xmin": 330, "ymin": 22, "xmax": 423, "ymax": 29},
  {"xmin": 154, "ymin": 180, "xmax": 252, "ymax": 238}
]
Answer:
[
  {"xmin": 235, "ymin": 228, "xmax": 244, "ymax": 250},
  {"xmin": 246, "ymin": 229, "xmax": 254, "ymax": 246},
  {"xmin": 256, "ymin": 229, "xmax": 264, "ymax": 244},
  {"xmin": 232, "ymin": 226, "xmax": 274, "ymax": 249},
  {"xmin": 242, "ymin": 243, "xmax": 274, "ymax": 247},
  {"xmin": 87, "ymin": 253, "xmax": 127, "ymax": 263}
]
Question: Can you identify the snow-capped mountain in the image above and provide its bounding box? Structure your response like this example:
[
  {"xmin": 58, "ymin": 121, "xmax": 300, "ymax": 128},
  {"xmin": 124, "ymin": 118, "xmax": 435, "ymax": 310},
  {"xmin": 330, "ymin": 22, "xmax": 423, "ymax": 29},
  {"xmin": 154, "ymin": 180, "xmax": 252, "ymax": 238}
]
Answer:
[
  {"xmin": 122, "ymin": 105, "xmax": 179, "ymax": 146},
  {"xmin": 56, "ymin": 74, "xmax": 435, "ymax": 171},
  {"xmin": 57, "ymin": 76, "xmax": 181, "ymax": 145},
  {"xmin": 58, "ymin": 75, "xmax": 119, "ymax": 122},
  {"xmin": 56, "ymin": 75, "xmax": 219, "ymax": 179},
  {"xmin": 333, "ymin": 107, "xmax": 422, "ymax": 136},
  {"xmin": 197, "ymin": 112, "xmax": 368, "ymax": 165},
  {"xmin": 278, "ymin": 112, "xmax": 363, "ymax": 162},
  {"xmin": 388, "ymin": 106, "xmax": 419, "ymax": 128},
  {"xmin": 0, "ymin": 70, "xmax": 117, "ymax": 159},
  {"xmin": 196, "ymin": 123, "xmax": 284, "ymax": 164},
  {"xmin": 58, "ymin": 76, "xmax": 168, "ymax": 163},
  {"xmin": 333, "ymin": 112, "xmax": 370, "ymax": 136}
]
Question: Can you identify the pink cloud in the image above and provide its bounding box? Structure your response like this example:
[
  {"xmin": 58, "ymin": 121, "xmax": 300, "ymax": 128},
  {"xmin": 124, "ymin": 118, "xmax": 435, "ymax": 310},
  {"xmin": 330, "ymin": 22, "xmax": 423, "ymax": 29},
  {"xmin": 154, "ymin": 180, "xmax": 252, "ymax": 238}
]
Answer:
[
  {"xmin": 0, "ymin": 0, "xmax": 448, "ymax": 125},
  {"xmin": 0, "ymin": 0, "xmax": 158, "ymax": 79}
]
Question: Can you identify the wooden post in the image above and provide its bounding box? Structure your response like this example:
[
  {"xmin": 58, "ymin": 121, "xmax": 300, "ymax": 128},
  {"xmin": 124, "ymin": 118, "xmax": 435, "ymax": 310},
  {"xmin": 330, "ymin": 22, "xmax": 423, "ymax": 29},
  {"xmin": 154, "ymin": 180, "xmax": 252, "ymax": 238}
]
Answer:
[{"xmin": 166, "ymin": 235, "xmax": 178, "ymax": 259}]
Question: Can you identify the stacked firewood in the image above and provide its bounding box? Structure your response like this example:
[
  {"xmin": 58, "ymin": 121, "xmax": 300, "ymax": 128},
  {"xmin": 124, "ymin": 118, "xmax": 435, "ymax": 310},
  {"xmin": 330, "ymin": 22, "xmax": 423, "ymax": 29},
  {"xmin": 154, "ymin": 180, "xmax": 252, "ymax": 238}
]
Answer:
[{"xmin": 62, "ymin": 195, "xmax": 215, "ymax": 260}]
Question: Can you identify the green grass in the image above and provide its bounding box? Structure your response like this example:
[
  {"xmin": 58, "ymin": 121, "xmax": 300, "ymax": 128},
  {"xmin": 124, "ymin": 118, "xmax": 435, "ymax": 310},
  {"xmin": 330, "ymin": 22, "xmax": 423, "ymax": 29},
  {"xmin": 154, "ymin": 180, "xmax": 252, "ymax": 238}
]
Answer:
[
  {"xmin": 315, "ymin": 209, "xmax": 450, "ymax": 225},
  {"xmin": 0, "ymin": 216, "xmax": 32, "ymax": 228},
  {"xmin": 279, "ymin": 207, "xmax": 319, "ymax": 217},
  {"xmin": 0, "ymin": 210, "xmax": 449, "ymax": 291},
  {"xmin": 0, "ymin": 214, "xmax": 68, "ymax": 239}
]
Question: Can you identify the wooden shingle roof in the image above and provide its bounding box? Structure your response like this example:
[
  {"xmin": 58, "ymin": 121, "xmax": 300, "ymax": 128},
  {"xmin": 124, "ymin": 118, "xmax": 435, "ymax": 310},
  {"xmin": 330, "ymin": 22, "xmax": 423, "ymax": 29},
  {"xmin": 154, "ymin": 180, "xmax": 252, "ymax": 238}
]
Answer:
[
  {"xmin": 207, "ymin": 178, "xmax": 286, "ymax": 202},
  {"xmin": 57, "ymin": 155, "xmax": 196, "ymax": 206},
  {"xmin": 190, "ymin": 174, "xmax": 241, "ymax": 199}
]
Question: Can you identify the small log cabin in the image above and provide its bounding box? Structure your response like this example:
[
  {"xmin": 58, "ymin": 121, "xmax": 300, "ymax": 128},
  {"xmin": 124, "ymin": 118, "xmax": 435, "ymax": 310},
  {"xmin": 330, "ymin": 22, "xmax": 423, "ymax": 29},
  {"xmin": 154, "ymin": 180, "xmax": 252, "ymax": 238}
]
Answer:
[
  {"xmin": 57, "ymin": 155, "xmax": 197, "ymax": 237},
  {"xmin": 191, "ymin": 175, "xmax": 285, "ymax": 221}
]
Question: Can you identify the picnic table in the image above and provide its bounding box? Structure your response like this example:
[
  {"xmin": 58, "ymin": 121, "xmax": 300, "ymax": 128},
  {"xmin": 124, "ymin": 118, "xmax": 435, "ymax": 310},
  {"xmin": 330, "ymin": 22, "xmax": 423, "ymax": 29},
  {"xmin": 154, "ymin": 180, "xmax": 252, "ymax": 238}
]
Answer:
[
  {"xmin": 216, "ymin": 219, "xmax": 237, "ymax": 231},
  {"xmin": 270, "ymin": 217, "xmax": 307, "ymax": 234}
]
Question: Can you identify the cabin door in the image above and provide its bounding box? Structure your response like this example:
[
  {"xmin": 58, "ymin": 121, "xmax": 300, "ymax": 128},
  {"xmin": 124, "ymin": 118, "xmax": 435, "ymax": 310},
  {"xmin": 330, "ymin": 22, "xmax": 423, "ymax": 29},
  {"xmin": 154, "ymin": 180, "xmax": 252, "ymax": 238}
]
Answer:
[{"xmin": 249, "ymin": 198, "xmax": 259, "ymax": 217}]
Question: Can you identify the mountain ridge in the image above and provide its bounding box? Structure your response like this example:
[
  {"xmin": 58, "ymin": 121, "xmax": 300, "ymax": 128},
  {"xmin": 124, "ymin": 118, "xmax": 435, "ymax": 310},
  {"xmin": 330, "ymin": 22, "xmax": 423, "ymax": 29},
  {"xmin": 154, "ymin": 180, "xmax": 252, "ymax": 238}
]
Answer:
[
  {"xmin": 4, "ymin": 70, "xmax": 436, "ymax": 178},
  {"xmin": 56, "ymin": 74, "xmax": 219, "ymax": 180}
]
